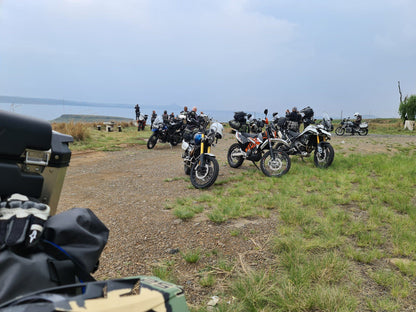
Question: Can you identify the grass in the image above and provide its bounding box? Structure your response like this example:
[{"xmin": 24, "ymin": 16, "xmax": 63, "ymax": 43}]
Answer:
[
  {"xmin": 188, "ymin": 145, "xmax": 416, "ymax": 311},
  {"xmin": 181, "ymin": 249, "xmax": 201, "ymax": 263},
  {"xmin": 51, "ymin": 122, "xmax": 150, "ymax": 151}
]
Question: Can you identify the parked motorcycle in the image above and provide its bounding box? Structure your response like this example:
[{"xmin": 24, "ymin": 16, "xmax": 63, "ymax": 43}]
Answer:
[
  {"xmin": 227, "ymin": 109, "xmax": 291, "ymax": 177},
  {"xmin": 247, "ymin": 114, "xmax": 265, "ymax": 133},
  {"xmin": 137, "ymin": 113, "xmax": 148, "ymax": 131},
  {"xmin": 335, "ymin": 117, "xmax": 368, "ymax": 136},
  {"xmin": 229, "ymin": 111, "xmax": 249, "ymax": 133},
  {"xmin": 182, "ymin": 121, "xmax": 224, "ymax": 189},
  {"xmin": 147, "ymin": 115, "xmax": 184, "ymax": 149},
  {"xmin": 275, "ymin": 113, "xmax": 334, "ymax": 168}
]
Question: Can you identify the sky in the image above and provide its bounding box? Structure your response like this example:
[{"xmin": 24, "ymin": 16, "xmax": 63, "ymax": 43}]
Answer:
[{"xmin": 1, "ymin": 0, "xmax": 416, "ymax": 119}]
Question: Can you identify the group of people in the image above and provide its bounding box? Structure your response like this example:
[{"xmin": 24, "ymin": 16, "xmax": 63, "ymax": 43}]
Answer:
[{"xmin": 135, "ymin": 105, "xmax": 205, "ymax": 130}]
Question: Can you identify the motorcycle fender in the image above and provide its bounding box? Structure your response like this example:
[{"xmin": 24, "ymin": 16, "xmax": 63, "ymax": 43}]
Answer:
[{"xmin": 203, "ymin": 153, "xmax": 216, "ymax": 159}]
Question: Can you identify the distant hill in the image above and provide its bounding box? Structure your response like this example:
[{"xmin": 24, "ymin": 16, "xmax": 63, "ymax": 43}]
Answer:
[{"xmin": 51, "ymin": 114, "xmax": 134, "ymax": 123}]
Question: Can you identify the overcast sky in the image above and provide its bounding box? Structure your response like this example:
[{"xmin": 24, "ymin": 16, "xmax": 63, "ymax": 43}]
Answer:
[{"xmin": 1, "ymin": 0, "xmax": 416, "ymax": 118}]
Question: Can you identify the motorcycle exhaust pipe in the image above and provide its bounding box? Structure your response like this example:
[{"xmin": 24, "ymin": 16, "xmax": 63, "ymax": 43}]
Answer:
[{"xmin": 231, "ymin": 151, "xmax": 246, "ymax": 157}]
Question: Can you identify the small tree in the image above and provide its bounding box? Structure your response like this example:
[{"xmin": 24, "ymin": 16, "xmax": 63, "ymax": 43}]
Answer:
[
  {"xmin": 399, "ymin": 95, "xmax": 416, "ymax": 121},
  {"xmin": 398, "ymin": 81, "xmax": 416, "ymax": 121}
]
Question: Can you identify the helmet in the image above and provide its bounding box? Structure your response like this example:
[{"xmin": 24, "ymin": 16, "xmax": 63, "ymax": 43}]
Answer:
[{"xmin": 353, "ymin": 112, "xmax": 359, "ymax": 117}]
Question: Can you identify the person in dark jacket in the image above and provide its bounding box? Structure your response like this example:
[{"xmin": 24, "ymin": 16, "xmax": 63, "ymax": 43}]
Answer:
[
  {"xmin": 162, "ymin": 110, "xmax": 169, "ymax": 124},
  {"xmin": 150, "ymin": 110, "xmax": 157, "ymax": 128},
  {"xmin": 286, "ymin": 107, "xmax": 302, "ymax": 131},
  {"xmin": 135, "ymin": 104, "xmax": 140, "ymax": 121}
]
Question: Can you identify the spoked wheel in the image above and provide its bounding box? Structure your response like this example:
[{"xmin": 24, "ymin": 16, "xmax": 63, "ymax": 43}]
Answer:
[
  {"xmin": 147, "ymin": 134, "xmax": 158, "ymax": 149},
  {"xmin": 227, "ymin": 143, "xmax": 245, "ymax": 168},
  {"xmin": 314, "ymin": 143, "xmax": 335, "ymax": 168},
  {"xmin": 190, "ymin": 156, "xmax": 219, "ymax": 189},
  {"xmin": 358, "ymin": 128, "xmax": 368, "ymax": 136},
  {"xmin": 335, "ymin": 127, "xmax": 345, "ymax": 136},
  {"xmin": 260, "ymin": 149, "xmax": 291, "ymax": 177}
]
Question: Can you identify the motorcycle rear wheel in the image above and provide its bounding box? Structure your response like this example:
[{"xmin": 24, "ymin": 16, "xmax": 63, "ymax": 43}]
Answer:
[
  {"xmin": 260, "ymin": 150, "xmax": 291, "ymax": 177},
  {"xmin": 190, "ymin": 156, "xmax": 219, "ymax": 189},
  {"xmin": 314, "ymin": 143, "xmax": 334, "ymax": 168},
  {"xmin": 227, "ymin": 143, "xmax": 245, "ymax": 168},
  {"xmin": 147, "ymin": 134, "xmax": 158, "ymax": 149},
  {"xmin": 335, "ymin": 127, "xmax": 345, "ymax": 136},
  {"xmin": 358, "ymin": 128, "xmax": 368, "ymax": 136}
]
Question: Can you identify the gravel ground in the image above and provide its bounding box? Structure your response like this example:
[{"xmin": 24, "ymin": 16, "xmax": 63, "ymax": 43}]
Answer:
[{"xmin": 56, "ymin": 131, "xmax": 416, "ymax": 307}]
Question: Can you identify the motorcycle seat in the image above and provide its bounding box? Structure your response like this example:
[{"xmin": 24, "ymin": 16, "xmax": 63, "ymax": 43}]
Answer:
[{"xmin": 241, "ymin": 132, "xmax": 259, "ymax": 138}]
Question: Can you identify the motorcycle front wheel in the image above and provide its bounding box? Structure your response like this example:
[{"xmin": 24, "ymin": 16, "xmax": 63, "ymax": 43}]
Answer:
[
  {"xmin": 358, "ymin": 128, "xmax": 368, "ymax": 136},
  {"xmin": 335, "ymin": 127, "xmax": 345, "ymax": 136},
  {"xmin": 190, "ymin": 156, "xmax": 219, "ymax": 189},
  {"xmin": 260, "ymin": 149, "xmax": 291, "ymax": 177},
  {"xmin": 147, "ymin": 134, "xmax": 158, "ymax": 149},
  {"xmin": 314, "ymin": 143, "xmax": 335, "ymax": 168},
  {"xmin": 227, "ymin": 143, "xmax": 245, "ymax": 168}
]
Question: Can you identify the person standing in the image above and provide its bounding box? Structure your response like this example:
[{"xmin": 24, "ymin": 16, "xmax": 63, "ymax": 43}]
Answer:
[
  {"xmin": 135, "ymin": 104, "xmax": 140, "ymax": 121},
  {"xmin": 150, "ymin": 110, "xmax": 157, "ymax": 128},
  {"xmin": 287, "ymin": 107, "xmax": 302, "ymax": 131},
  {"xmin": 162, "ymin": 110, "xmax": 169, "ymax": 124}
]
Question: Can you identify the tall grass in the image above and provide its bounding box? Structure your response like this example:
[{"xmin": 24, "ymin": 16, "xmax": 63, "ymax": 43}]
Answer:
[{"xmin": 51, "ymin": 121, "xmax": 91, "ymax": 141}]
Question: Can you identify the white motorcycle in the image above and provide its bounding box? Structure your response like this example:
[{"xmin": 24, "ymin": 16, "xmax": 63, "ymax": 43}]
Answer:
[{"xmin": 274, "ymin": 113, "xmax": 335, "ymax": 168}]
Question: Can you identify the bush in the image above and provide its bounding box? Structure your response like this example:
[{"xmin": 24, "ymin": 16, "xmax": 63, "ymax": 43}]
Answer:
[{"xmin": 399, "ymin": 95, "xmax": 416, "ymax": 121}]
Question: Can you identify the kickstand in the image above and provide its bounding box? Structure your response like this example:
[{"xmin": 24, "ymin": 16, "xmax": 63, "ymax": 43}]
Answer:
[{"xmin": 251, "ymin": 160, "xmax": 260, "ymax": 170}]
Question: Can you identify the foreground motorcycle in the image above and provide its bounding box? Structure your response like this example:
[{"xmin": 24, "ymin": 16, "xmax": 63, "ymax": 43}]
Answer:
[
  {"xmin": 0, "ymin": 110, "xmax": 190, "ymax": 311},
  {"xmin": 227, "ymin": 109, "xmax": 291, "ymax": 177},
  {"xmin": 182, "ymin": 121, "xmax": 223, "ymax": 189},
  {"xmin": 335, "ymin": 117, "xmax": 368, "ymax": 136},
  {"xmin": 147, "ymin": 115, "xmax": 184, "ymax": 149},
  {"xmin": 275, "ymin": 113, "xmax": 335, "ymax": 168}
]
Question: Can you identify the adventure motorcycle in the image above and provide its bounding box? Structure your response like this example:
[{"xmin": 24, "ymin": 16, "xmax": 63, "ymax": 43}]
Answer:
[
  {"xmin": 275, "ymin": 113, "xmax": 334, "ymax": 168},
  {"xmin": 137, "ymin": 113, "xmax": 148, "ymax": 131},
  {"xmin": 0, "ymin": 110, "xmax": 190, "ymax": 311},
  {"xmin": 335, "ymin": 117, "xmax": 368, "ymax": 136},
  {"xmin": 247, "ymin": 114, "xmax": 265, "ymax": 133},
  {"xmin": 227, "ymin": 109, "xmax": 291, "ymax": 177},
  {"xmin": 182, "ymin": 121, "xmax": 223, "ymax": 189},
  {"xmin": 147, "ymin": 115, "xmax": 184, "ymax": 149}
]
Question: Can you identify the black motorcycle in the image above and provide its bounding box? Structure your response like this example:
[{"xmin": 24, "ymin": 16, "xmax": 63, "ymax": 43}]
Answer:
[
  {"xmin": 147, "ymin": 116, "xmax": 184, "ymax": 149},
  {"xmin": 335, "ymin": 117, "xmax": 368, "ymax": 136}
]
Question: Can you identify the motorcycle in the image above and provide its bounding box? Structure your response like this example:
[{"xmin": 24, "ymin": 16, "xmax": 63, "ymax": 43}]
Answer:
[
  {"xmin": 147, "ymin": 115, "xmax": 184, "ymax": 149},
  {"xmin": 275, "ymin": 113, "xmax": 335, "ymax": 168},
  {"xmin": 182, "ymin": 121, "xmax": 224, "ymax": 189},
  {"xmin": 0, "ymin": 110, "xmax": 190, "ymax": 311},
  {"xmin": 137, "ymin": 113, "xmax": 148, "ymax": 131},
  {"xmin": 247, "ymin": 114, "xmax": 265, "ymax": 133},
  {"xmin": 229, "ymin": 111, "xmax": 249, "ymax": 133},
  {"xmin": 227, "ymin": 109, "xmax": 291, "ymax": 177},
  {"xmin": 335, "ymin": 117, "xmax": 368, "ymax": 136}
]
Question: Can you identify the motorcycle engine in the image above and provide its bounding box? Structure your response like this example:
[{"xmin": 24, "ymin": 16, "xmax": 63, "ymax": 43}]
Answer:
[{"xmin": 294, "ymin": 141, "xmax": 306, "ymax": 152}]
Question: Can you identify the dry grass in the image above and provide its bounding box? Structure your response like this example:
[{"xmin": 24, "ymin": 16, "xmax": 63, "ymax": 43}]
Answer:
[{"xmin": 51, "ymin": 122, "xmax": 91, "ymax": 141}]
